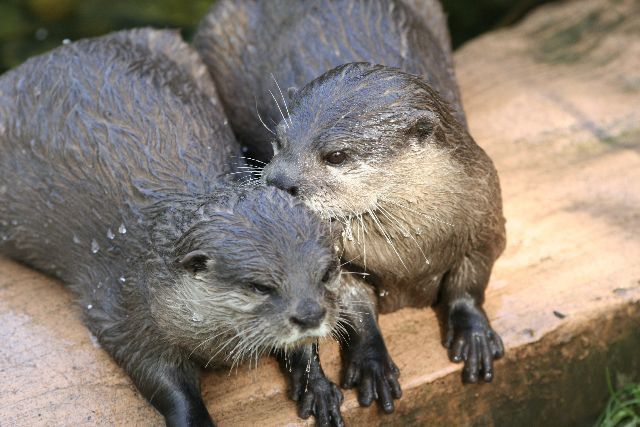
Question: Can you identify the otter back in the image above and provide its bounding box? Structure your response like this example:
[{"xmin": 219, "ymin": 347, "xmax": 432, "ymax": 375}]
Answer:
[
  {"xmin": 194, "ymin": 0, "xmax": 464, "ymax": 160},
  {"xmin": 0, "ymin": 29, "xmax": 239, "ymax": 284}
]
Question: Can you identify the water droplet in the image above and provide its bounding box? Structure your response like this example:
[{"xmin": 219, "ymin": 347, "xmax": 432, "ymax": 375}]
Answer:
[
  {"xmin": 401, "ymin": 230, "xmax": 411, "ymax": 238},
  {"xmin": 89, "ymin": 333, "xmax": 101, "ymax": 348},
  {"xmin": 62, "ymin": 38, "xmax": 71, "ymax": 45},
  {"xmin": 379, "ymin": 289, "xmax": 389, "ymax": 297},
  {"xmin": 119, "ymin": 276, "xmax": 126, "ymax": 284},
  {"xmin": 106, "ymin": 228, "xmax": 115, "ymax": 240},
  {"xmin": 87, "ymin": 304, "xmax": 93, "ymax": 310},
  {"xmin": 118, "ymin": 223, "xmax": 127, "ymax": 234},
  {"xmin": 191, "ymin": 312, "xmax": 203, "ymax": 322},
  {"xmin": 91, "ymin": 239, "xmax": 100, "ymax": 254},
  {"xmin": 223, "ymin": 119, "xmax": 229, "ymax": 125},
  {"xmin": 73, "ymin": 234, "xmax": 81, "ymax": 244},
  {"xmin": 415, "ymin": 227, "xmax": 423, "ymax": 236}
]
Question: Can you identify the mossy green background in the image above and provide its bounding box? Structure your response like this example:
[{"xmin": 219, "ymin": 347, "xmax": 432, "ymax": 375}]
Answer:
[{"xmin": 0, "ymin": 0, "xmax": 555, "ymax": 74}]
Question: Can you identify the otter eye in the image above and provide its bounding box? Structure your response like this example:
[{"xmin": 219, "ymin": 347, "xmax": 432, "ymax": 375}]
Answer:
[
  {"xmin": 321, "ymin": 261, "xmax": 339, "ymax": 282},
  {"xmin": 250, "ymin": 282, "xmax": 273, "ymax": 295},
  {"xmin": 324, "ymin": 151, "xmax": 347, "ymax": 165}
]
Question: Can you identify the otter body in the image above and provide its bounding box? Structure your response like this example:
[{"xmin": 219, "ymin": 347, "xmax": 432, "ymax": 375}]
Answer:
[
  {"xmin": 196, "ymin": 0, "xmax": 506, "ymax": 413},
  {"xmin": 0, "ymin": 29, "xmax": 345, "ymax": 426}
]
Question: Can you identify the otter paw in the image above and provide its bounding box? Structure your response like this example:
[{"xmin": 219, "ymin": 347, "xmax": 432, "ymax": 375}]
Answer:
[
  {"xmin": 445, "ymin": 323, "xmax": 504, "ymax": 383},
  {"xmin": 342, "ymin": 353, "xmax": 402, "ymax": 413},
  {"xmin": 291, "ymin": 374, "xmax": 344, "ymax": 427}
]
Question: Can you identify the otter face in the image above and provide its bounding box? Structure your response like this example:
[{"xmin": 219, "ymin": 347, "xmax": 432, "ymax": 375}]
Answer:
[
  {"xmin": 262, "ymin": 63, "xmax": 453, "ymax": 220},
  {"xmin": 154, "ymin": 186, "xmax": 341, "ymax": 366}
]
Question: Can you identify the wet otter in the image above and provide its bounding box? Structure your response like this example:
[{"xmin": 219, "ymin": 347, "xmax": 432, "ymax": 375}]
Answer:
[
  {"xmin": 195, "ymin": 0, "xmax": 506, "ymax": 412},
  {"xmin": 0, "ymin": 29, "xmax": 345, "ymax": 426}
]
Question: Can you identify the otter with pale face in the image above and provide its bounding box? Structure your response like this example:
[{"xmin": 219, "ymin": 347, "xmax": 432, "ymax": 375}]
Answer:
[
  {"xmin": 196, "ymin": 0, "xmax": 506, "ymax": 415},
  {"xmin": 0, "ymin": 29, "xmax": 346, "ymax": 426},
  {"xmin": 263, "ymin": 61, "xmax": 506, "ymax": 383}
]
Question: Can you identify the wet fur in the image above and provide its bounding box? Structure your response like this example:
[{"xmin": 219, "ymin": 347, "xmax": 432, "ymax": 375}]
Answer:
[
  {"xmin": 0, "ymin": 29, "xmax": 343, "ymax": 426},
  {"xmin": 195, "ymin": 0, "xmax": 507, "ymax": 415},
  {"xmin": 194, "ymin": 0, "xmax": 464, "ymax": 161}
]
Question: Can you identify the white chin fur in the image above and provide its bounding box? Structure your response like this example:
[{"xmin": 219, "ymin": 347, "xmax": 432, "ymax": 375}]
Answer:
[{"xmin": 281, "ymin": 321, "xmax": 332, "ymax": 346}]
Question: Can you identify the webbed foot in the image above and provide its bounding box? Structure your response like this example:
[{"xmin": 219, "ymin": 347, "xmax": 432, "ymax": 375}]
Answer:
[{"xmin": 444, "ymin": 303, "xmax": 504, "ymax": 383}]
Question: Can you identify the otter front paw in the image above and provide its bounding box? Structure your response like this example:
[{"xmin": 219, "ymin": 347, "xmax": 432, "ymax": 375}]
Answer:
[
  {"xmin": 290, "ymin": 373, "xmax": 344, "ymax": 427},
  {"xmin": 342, "ymin": 351, "xmax": 402, "ymax": 413},
  {"xmin": 445, "ymin": 307, "xmax": 504, "ymax": 383}
]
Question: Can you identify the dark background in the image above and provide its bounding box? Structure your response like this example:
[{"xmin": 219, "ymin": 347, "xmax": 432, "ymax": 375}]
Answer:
[{"xmin": 0, "ymin": 0, "xmax": 557, "ymax": 74}]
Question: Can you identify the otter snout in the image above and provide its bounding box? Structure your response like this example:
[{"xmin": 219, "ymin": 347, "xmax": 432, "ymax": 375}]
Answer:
[
  {"xmin": 263, "ymin": 163, "xmax": 300, "ymax": 196},
  {"xmin": 290, "ymin": 298, "xmax": 326, "ymax": 329}
]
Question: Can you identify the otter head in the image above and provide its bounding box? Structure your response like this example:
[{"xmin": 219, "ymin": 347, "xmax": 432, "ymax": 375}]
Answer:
[
  {"xmin": 262, "ymin": 62, "xmax": 465, "ymax": 220},
  {"xmin": 152, "ymin": 186, "xmax": 342, "ymax": 366}
]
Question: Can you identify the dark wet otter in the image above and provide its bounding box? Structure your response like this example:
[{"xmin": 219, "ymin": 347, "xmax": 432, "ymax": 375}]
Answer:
[
  {"xmin": 0, "ymin": 29, "xmax": 346, "ymax": 426},
  {"xmin": 195, "ymin": 0, "xmax": 506, "ymax": 413}
]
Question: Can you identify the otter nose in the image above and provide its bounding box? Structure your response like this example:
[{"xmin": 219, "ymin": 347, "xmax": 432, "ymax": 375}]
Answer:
[
  {"xmin": 290, "ymin": 299, "xmax": 326, "ymax": 329},
  {"xmin": 264, "ymin": 170, "xmax": 299, "ymax": 196}
]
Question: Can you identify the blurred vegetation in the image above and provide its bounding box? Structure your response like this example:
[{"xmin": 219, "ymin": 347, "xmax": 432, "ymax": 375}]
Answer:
[
  {"xmin": 0, "ymin": 0, "xmax": 557, "ymax": 73},
  {"xmin": 597, "ymin": 372, "xmax": 640, "ymax": 427}
]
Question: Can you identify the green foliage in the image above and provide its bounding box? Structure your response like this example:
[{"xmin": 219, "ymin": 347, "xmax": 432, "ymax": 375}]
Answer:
[{"xmin": 597, "ymin": 370, "xmax": 640, "ymax": 427}]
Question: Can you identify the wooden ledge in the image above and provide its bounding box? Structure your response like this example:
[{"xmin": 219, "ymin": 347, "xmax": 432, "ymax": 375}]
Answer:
[{"xmin": 2, "ymin": 0, "xmax": 639, "ymax": 424}]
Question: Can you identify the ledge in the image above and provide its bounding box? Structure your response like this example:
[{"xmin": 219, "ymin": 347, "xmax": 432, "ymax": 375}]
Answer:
[{"xmin": 1, "ymin": 0, "xmax": 639, "ymax": 424}]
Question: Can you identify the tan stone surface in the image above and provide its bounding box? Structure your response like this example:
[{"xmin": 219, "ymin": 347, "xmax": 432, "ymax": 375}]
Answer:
[{"xmin": 1, "ymin": 0, "xmax": 640, "ymax": 425}]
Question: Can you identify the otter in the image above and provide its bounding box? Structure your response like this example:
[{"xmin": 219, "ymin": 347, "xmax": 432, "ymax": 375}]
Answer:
[
  {"xmin": 0, "ymin": 29, "xmax": 346, "ymax": 426},
  {"xmin": 195, "ymin": 0, "xmax": 506, "ymax": 413}
]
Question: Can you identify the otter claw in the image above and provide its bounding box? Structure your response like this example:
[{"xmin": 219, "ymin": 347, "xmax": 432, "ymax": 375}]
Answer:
[
  {"xmin": 295, "ymin": 377, "xmax": 344, "ymax": 427},
  {"xmin": 445, "ymin": 312, "xmax": 504, "ymax": 383},
  {"xmin": 342, "ymin": 354, "xmax": 402, "ymax": 413}
]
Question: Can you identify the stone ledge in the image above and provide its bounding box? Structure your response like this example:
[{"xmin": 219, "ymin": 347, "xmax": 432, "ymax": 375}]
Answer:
[{"xmin": 1, "ymin": 0, "xmax": 639, "ymax": 425}]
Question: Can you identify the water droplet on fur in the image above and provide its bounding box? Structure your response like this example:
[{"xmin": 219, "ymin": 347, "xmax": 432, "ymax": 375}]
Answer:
[
  {"xmin": 118, "ymin": 223, "xmax": 127, "ymax": 234},
  {"xmin": 106, "ymin": 228, "xmax": 115, "ymax": 240},
  {"xmin": 379, "ymin": 289, "xmax": 389, "ymax": 297},
  {"xmin": 62, "ymin": 38, "xmax": 71, "ymax": 45},
  {"xmin": 401, "ymin": 230, "xmax": 411, "ymax": 238},
  {"xmin": 415, "ymin": 227, "xmax": 423, "ymax": 236},
  {"xmin": 73, "ymin": 234, "xmax": 81, "ymax": 244},
  {"xmin": 87, "ymin": 304, "xmax": 93, "ymax": 310},
  {"xmin": 119, "ymin": 276, "xmax": 126, "ymax": 284},
  {"xmin": 191, "ymin": 312, "xmax": 203, "ymax": 322},
  {"xmin": 344, "ymin": 225, "xmax": 354, "ymax": 241},
  {"xmin": 91, "ymin": 239, "xmax": 100, "ymax": 254},
  {"xmin": 89, "ymin": 333, "xmax": 100, "ymax": 348}
]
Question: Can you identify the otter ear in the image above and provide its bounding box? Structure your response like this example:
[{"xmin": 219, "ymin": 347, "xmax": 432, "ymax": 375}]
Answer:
[
  {"xmin": 404, "ymin": 111, "xmax": 437, "ymax": 140},
  {"xmin": 287, "ymin": 86, "xmax": 298, "ymax": 100},
  {"xmin": 178, "ymin": 250, "xmax": 210, "ymax": 274}
]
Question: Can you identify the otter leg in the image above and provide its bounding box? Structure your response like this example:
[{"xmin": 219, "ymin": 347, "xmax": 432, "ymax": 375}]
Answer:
[
  {"xmin": 96, "ymin": 324, "xmax": 213, "ymax": 426},
  {"xmin": 338, "ymin": 276, "xmax": 402, "ymax": 413},
  {"xmin": 277, "ymin": 343, "xmax": 344, "ymax": 427},
  {"xmin": 441, "ymin": 250, "xmax": 504, "ymax": 383}
]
